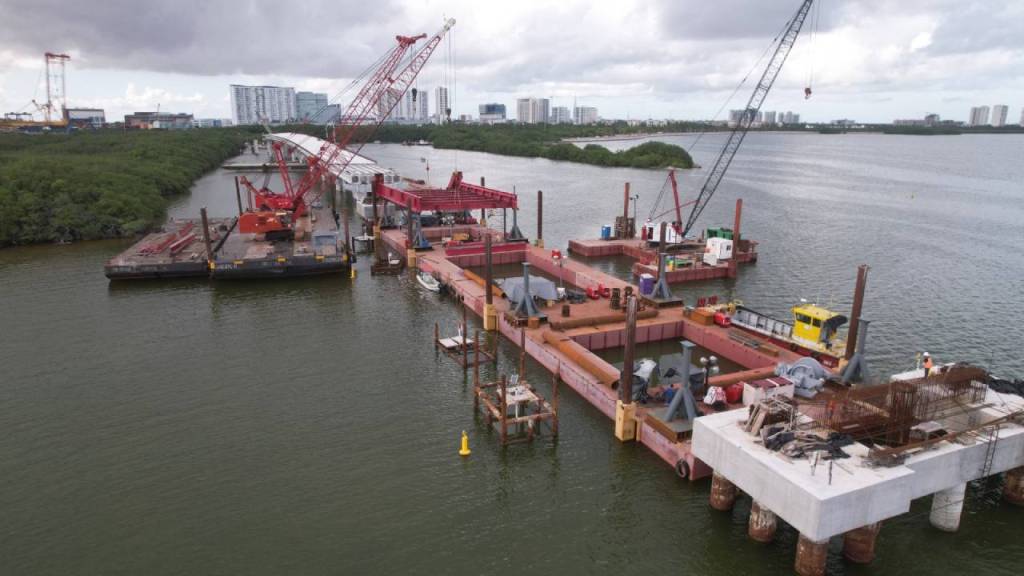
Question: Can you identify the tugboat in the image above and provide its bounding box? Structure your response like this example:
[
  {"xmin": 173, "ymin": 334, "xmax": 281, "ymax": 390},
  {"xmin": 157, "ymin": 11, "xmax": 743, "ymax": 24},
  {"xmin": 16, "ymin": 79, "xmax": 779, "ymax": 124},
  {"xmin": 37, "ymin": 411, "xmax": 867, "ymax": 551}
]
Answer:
[{"xmin": 729, "ymin": 302, "xmax": 848, "ymax": 369}]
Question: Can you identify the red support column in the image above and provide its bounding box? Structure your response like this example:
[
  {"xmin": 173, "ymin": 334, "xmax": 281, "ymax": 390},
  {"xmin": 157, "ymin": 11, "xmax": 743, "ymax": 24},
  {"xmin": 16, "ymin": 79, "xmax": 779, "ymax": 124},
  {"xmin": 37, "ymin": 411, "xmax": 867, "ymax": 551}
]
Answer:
[
  {"xmin": 1004, "ymin": 466, "xmax": 1024, "ymax": 506},
  {"xmin": 748, "ymin": 500, "xmax": 777, "ymax": 543},
  {"xmin": 843, "ymin": 522, "xmax": 882, "ymax": 564},
  {"xmin": 709, "ymin": 471, "xmax": 737, "ymax": 511},
  {"xmin": 795, "ymin": 534, "xmax": 829, "ymax": 576}
]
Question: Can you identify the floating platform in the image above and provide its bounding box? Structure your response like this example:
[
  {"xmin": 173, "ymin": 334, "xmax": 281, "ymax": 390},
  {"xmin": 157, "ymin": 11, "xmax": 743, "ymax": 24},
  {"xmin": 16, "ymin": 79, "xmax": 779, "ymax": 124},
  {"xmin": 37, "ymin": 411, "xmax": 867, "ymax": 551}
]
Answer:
[
  {"xmin": 382, "ymin": 225, "xmax": 804, "ymax": 479},
  {"xmin": 104, "ymin": 218, "xmax": 234, "ymax": 279},
  {"xmin": 105, "ymin": 204, "xmax": 350, "ymax": 280},
  {"xmin": 568, "ymin": 236, "xmax": 759, "ymax": 283},
  {"xmin": 211, "ymin": 205, "xmax": 348, "ymax": 279}
]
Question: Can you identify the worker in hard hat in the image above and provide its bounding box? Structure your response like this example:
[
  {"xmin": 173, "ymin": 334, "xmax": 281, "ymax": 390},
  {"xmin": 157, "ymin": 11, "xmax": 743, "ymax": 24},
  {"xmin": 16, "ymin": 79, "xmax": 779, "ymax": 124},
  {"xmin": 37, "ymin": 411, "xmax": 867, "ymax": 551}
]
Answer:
[{"xmin": 922, "ymin": 352, "xmax": 934, "ymax": 378}]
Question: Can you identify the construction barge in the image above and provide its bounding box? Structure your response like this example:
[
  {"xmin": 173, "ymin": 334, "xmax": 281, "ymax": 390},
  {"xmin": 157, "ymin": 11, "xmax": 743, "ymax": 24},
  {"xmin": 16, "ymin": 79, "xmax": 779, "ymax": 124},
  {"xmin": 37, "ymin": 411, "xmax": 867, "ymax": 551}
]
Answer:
[
  {"xmin": 104, "ymin": 202, "xmax": 350, "ymax": 280},
  {"xmin": 365, "ymin": 173, "xmax": 805, "ymax": 476},
  {"xmin": 568, "ymin": 185, "xmax": 757, "ymax": 283},
  {"xmin": 362, "ymin": 167, "xmax": 1023, "ymax": 576}
]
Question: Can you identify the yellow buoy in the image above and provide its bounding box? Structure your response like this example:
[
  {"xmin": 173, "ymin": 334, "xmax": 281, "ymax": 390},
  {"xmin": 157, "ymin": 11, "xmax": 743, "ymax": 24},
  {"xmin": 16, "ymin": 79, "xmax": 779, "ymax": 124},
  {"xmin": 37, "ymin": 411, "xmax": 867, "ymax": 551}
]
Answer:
[{"xmin": 458, "ymin": 430, "xmax": 471, "ymax": 457}]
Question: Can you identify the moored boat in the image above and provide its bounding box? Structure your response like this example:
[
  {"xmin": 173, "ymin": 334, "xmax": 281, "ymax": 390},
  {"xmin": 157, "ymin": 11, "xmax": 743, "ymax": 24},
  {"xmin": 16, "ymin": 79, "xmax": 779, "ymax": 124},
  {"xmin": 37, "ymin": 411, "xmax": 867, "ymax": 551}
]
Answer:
[
  {"xmin": 417, "ymin": 271, "xmax": 441, "ymax": 292},
  {"xmin": 729, "ymin": 303, "xmax": 847, "ymax": 368}
]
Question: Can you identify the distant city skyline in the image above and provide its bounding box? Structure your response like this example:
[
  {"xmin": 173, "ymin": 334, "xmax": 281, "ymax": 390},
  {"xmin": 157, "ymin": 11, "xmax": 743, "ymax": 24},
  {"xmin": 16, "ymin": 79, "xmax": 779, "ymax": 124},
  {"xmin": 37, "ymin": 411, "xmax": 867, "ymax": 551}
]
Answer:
[{"xmin": 1, "ymin": 1, "xmax": 1020, "ymax": 124}]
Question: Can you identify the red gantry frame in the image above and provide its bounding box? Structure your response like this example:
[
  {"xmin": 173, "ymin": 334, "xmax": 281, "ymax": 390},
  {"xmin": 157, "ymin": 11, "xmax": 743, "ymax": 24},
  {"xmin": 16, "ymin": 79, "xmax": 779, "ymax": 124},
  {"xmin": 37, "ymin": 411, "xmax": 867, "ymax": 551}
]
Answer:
[{"xmin": 373, "ymin": 171, "xmax": 519, "ymax": 213}]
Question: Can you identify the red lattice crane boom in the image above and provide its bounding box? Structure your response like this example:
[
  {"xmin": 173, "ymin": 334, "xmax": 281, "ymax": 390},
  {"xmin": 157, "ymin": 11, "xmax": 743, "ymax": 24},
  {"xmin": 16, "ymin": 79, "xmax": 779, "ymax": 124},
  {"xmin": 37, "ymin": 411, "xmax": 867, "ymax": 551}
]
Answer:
[
  {"xmin": 293, "ymin": 19, "xmax": 453, "ymax": 212},
  {"xmin": 241, "ymin": 18, "xmax": 455, "ymax": 234}
]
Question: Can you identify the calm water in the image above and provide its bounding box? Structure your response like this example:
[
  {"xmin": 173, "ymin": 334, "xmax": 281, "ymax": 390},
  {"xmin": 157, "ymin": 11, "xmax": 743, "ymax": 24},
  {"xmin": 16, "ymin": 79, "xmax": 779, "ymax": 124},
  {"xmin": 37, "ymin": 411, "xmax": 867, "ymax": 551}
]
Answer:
[{"xmin": 2, "ymin": 133, "xmax": 1023, "ymax": 574}]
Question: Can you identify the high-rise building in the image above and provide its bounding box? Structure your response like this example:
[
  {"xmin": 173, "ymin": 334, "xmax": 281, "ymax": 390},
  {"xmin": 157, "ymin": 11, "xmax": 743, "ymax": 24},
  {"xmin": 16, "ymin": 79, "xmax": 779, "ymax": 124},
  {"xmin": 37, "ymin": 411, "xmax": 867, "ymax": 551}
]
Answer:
[
  {"xmin": 533, "ymin": 98, "xmax": 550, "ymax": 124},
  {"xmin": 317, "ymin": 104, "xmax": 341, "ymax": 124},
  {"xmin": 295, "ymin": 91, "xmax": 329, "ymax": 122},
  {"xmin": 435, "ymin": 87, "xmax": 450, "ymax": 123},
  {"xmin": 729, "ymin": 109, "xmax": 767, "ymax": 127},
  {"xmin": 1020, "ymin": 107, "xmax": 1024, "ymax": 126},
  {"xmin": 991, "ymin": 105, "xmax": 1008, "ymax": 127},
  {"xmin": 516, "ymin": 99, "xmax": 531, "ymax": 123},
  {"xmin": 763, "ymin": 110, "xmax": 777, "ymax": 126},
  {"xmin": 377, "ymin": 90, "xmax": 402, "ymax": 122},
  {"xmin": 968, "ymin": 106, "xmax": 990, "ymax": 126},
  {"xmin": 573, "ymin": 106, "xmax": 598, "ymax": 125},
  {"xmin": 551, "ymin": 106, "xmax": 572, "ymax": 124},
  {"xmin": 396, "ymin": 90, "xmax": 415, "ymax": 121},
  {"xmin": 230, "ymin": 85, "xmax": 296, "ymax": 125},
  {"xmin": 478, "ymin": 103, "xmax": 506, "ymax": 124},
  {"xmin": 516, "ymin": 98, "xmax": 550, "ymax": 124},
  {"xmin": 418, "ymin": 92, "xmax": 429, "ymax": 122}
]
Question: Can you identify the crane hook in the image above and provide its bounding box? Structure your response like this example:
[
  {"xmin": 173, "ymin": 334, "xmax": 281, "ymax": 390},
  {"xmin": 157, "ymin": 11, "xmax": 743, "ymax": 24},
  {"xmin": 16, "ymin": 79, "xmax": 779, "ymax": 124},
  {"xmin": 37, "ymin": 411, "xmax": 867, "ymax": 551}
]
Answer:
[{"xmin": 804, "ymin": 87, "xmax": 812, "ymax": 100}]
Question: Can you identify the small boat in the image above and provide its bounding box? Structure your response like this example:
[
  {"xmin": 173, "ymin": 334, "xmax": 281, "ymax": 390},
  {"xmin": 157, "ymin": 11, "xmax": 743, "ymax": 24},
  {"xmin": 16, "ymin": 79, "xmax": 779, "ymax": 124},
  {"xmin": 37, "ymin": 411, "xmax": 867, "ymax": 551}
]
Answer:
[
  {"xmin": 729, "ymin": 302, "xmax": 847, "ymax": 368},
  {"xmin": 417, "ymin": 271, "xmax": 440, "ymax": 292}
]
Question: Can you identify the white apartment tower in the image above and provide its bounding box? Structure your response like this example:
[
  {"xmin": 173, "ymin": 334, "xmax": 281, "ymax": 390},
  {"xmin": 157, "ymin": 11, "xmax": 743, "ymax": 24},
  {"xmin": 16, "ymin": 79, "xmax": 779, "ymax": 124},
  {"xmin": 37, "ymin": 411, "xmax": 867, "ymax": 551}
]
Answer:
[
  {"xmin": 230, "ymin": 85, "xmax": 296, "ymax": 125},
  {"xmin": 517, "ymin": 98, "xmax": 550, "ymax": 123},
  {"xmin": 969, "ymin": 106, "xmax": 990, "ymax": 126},
  {"xmin": 550, "ymin": 106, "xmax": 572, "ymax": 124},
  {"xmin": 574, "ymin": 106, "xmax": 598, "ymax": 125},
  {"xmin": 991, "ymin": 105, "xmax": 1008, "ymax": 127},
  {"xmin": 435, "ymin": 87, "xmax": 450, "ymax": 123},
  {"xmin": 418, "ymin": 92, "xmax": 429, "ymax": 122}
]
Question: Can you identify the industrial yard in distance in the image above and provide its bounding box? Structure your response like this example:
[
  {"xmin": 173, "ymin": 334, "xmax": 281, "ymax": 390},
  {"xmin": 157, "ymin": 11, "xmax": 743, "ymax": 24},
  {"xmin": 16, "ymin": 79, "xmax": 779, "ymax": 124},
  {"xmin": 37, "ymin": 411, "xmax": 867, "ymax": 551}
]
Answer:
[{"xmin": 1, "ymin": 1, "xmax": 1022, "ymax": 575}]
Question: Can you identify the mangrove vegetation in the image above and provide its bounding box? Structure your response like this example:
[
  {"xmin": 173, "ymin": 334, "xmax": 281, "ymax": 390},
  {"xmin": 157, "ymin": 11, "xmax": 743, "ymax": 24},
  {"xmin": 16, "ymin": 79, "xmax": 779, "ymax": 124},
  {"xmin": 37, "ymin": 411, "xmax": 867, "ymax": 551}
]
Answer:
[
  {"xmin": 0, "ymin": 128, "xmax": 254, "ymax": 247},
  {"xmin": 285, "ymin": 123, "xmax": 696, "ymax": 170}
]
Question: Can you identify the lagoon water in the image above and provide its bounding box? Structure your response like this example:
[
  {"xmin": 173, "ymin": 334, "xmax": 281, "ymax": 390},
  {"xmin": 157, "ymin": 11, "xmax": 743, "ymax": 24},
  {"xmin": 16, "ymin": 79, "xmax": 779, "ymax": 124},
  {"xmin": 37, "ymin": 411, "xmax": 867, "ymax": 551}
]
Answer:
[{"xmin": 2, "ymin": 132, "xmax": 1023, "ymax": 574}]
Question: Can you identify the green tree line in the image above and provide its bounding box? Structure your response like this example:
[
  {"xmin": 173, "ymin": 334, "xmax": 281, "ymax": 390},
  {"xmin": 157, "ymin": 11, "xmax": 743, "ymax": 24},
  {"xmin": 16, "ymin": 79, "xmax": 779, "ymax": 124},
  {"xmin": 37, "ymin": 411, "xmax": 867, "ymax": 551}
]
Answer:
[
  {"xmin": 0, "ymin": 128, "xmax": 256, "ymax": 247},
  {"xmin": 282, "ymin": 122, "xmax": 696, "ymax": 169}
]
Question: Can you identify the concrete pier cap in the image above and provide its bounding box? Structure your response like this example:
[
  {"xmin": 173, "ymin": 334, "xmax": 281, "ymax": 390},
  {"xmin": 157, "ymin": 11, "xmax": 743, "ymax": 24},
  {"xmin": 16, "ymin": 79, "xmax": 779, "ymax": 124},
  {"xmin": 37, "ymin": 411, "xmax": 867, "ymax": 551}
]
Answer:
[{"xmin": 691, "ymin": 389, "xmax": 1024, "ymax": 543}]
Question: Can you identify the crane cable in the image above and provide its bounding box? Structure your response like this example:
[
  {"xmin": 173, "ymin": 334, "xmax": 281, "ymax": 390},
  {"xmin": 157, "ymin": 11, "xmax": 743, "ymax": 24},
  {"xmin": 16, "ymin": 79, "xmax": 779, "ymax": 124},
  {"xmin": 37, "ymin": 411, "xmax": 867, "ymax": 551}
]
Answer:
[
  {"xmin": 806, "ymin": 0, "xmax": 822, "ymax": 99},
  {"xmin": 686, "ymin": 15, "xmax": 791, "ymax": 152},
  {"xmin": 646, "ymin": 172, "xmax": 673, "ymax": 221},
  {"xmin": 445, "ymin": 18, "xmax": 459, "ymax": 175}
]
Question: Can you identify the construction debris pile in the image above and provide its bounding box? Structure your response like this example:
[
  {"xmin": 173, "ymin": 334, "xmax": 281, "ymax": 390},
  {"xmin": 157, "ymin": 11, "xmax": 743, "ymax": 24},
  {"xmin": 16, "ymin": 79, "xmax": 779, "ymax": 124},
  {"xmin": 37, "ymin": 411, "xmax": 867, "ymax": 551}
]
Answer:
[{"xmin": 744, "ymin": 398, "xmax": 853, "ymax": 460}]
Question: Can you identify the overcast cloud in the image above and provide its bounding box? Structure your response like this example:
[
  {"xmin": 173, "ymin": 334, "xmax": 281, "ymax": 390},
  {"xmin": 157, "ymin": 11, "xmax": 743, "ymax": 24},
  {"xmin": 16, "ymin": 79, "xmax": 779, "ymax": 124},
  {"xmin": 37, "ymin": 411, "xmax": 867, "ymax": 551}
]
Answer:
[{"xmin": 0, "ymin": 0, "xmax": 1021, "ymax": 123}]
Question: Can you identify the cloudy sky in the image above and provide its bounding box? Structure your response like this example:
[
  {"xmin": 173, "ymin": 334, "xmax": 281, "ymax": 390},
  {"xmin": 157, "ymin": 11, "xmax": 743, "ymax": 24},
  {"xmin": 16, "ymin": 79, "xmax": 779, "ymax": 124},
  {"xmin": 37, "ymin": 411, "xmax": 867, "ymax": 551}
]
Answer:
[{"xmin": 1, "ymin": 0, "xmax": 1022, "ymax": 124}]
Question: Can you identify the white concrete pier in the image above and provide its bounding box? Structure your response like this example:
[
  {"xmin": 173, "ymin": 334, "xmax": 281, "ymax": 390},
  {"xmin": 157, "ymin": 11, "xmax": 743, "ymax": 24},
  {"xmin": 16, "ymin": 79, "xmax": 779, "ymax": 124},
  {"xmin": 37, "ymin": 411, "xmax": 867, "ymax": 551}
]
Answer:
[{"xmin": 692, "ymin": 388, "xmax": 1024, "ymax": 544}]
